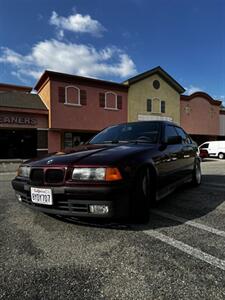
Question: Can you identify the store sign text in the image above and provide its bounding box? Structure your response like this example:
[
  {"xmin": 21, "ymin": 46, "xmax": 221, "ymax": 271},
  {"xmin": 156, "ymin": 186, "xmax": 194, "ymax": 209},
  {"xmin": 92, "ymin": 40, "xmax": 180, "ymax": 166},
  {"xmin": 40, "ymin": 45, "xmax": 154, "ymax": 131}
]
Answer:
[{"xmin": 0, "ymin": 116, "xmax": 38, "ymax": 125}]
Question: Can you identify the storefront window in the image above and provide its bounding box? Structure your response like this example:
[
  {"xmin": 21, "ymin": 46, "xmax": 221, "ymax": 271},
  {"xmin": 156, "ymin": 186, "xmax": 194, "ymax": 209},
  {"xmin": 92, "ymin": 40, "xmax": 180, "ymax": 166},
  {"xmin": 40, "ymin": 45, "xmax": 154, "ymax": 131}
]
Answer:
[
  {"xmin": 63, "ymin": 132, "xmax": 97, "ymax": 149},
  {"xmin": 64, "ymin": 132, "xmax": 73, "ymax": 148},
  {"xmin": 64, "ymin": 133, "xmax": 81, "ymax": 148},
  {"xmin": 37, "ymin": 130, "xmax": 48, "ymax": 149}
]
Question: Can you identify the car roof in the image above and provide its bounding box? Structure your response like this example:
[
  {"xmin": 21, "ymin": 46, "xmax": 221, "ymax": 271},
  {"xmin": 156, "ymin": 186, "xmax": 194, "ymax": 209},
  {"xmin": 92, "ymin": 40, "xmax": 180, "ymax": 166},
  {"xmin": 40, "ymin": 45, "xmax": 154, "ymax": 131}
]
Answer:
[
  {"xmin": 115, "ymin": 120, "xmax": 178, "ymax": 127},
  {"xmin": 202, "ymin": 141, "xmax": 225, "ymax": 143}
]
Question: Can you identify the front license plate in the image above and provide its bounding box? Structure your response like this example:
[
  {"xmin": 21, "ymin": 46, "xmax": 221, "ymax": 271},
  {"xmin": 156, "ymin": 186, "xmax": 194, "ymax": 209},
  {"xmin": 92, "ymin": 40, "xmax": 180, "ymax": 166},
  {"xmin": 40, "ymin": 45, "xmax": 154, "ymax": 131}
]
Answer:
[{"xmin": 31, "ymin": 187, "xmax": 53, "ymax": 205}]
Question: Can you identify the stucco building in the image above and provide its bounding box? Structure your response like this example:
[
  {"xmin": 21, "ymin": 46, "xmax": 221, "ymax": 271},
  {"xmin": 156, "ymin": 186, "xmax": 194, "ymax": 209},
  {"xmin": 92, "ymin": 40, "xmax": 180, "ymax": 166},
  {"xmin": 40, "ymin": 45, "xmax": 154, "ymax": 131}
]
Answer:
[
  {"xmin": 35, "ymin": 71, "xmax": 128, "ymax": 153},
  {"xmin": 219, "ymin": 108, "xmax": 225, "ymax": 137},
  {"xmin": 34, "ymin": 67, "xmax": 185, "ymax": 153},
  {"xmin": 180, "ymin": 92, "xmax": 222, "ymax": 144},
  {"xmin": 2, "ymin": 66, "xmax": 224, "ymax": 159},
  {"xmin": 124, "ymin": 67, "xmax": 185, "ymax": 124}
]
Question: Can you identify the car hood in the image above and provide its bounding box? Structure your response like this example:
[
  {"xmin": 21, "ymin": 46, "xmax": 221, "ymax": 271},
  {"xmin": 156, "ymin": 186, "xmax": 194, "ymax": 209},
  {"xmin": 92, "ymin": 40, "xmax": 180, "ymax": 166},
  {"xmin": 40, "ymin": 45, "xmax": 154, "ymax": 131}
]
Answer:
[{"xmin": 26, "ymin": 143, "xmax": 156, "ymax": 167}]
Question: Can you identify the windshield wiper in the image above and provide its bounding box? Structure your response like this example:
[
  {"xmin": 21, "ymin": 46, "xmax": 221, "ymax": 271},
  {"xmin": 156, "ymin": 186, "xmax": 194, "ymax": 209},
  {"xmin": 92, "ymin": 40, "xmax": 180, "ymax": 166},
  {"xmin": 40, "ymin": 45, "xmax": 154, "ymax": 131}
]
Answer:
[
  {"xmin": 101, "ymin": 140, "xmax": 129, "ymax": 144},
  {"xmin": 129, "ymin": 139, "xmax": 154, "ymax": 144},
  {"xmin": 91, "ymin": 139, "xmax": 154, "ymax": 145}
]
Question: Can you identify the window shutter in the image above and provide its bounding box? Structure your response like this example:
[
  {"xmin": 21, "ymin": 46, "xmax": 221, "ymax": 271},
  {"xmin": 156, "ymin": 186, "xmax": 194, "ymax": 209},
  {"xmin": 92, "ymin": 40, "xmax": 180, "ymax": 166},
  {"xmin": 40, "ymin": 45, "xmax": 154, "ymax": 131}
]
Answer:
[
  {"xmin": 117, "ymin": 95, "xmax": 122, "ymax": 109},
  {"xmin": 80, "ymin": 90, "xmax": 87, "ymax": 105},
  {"xmin": 58, "ymin": 87, "xmax": 65, "ymax": 103},
  {"xmin": 99, "ymin": 93, "xmax": 105, "ymax": 107}
]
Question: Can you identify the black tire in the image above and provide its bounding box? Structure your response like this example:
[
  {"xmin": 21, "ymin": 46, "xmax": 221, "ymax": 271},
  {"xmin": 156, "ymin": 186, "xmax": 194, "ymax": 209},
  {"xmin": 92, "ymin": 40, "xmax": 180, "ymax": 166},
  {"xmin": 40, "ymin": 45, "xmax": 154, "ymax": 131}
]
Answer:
[
  {"xmin": 131, "ymin": 168, "xmax": 156, "ymax": 223},
  {"xmin": 218, "ymin": 153, "xmax": 224, "ymax": 160},
  {"xmin": 191, "ymin": 159, "xmax": 201, "ymax": 186}
]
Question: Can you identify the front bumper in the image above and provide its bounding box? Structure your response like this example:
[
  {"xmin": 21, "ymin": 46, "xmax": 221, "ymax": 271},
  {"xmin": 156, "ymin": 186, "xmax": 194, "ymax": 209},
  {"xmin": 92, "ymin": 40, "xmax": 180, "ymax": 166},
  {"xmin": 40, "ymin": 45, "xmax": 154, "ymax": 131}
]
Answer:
[{"xmin": 12, "ymin": 179, "xmax": 131, "ymax": 218}]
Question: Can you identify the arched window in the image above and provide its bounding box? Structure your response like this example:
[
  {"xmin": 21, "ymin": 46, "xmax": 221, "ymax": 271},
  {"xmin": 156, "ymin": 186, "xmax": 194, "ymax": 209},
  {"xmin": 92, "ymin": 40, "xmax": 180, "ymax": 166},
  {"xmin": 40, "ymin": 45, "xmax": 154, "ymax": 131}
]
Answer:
[
  {"xmin": 65, "ymin": 86, "xmax": 81, "ymax": 106},
  {"xmin": 152, "ymin": 98, "xmax": 160, "ymax": 113},
  {"xmin": 105, "ymin": 91, "xmax": 118, "ymax": 110}
]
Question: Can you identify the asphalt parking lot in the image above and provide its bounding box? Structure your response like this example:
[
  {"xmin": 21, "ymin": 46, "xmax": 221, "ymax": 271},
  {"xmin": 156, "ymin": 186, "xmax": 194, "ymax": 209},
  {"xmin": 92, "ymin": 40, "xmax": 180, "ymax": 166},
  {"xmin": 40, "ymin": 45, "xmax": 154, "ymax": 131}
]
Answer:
[{"xmin": 1, "ymin": 159, "xmax": 225, "ymax": 300}]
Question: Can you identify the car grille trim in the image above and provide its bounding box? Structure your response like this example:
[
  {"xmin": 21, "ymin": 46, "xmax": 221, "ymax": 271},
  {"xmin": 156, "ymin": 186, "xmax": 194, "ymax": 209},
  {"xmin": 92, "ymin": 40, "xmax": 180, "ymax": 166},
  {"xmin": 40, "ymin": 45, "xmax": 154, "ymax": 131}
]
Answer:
[
  {"xmin": 45, "ymin": 169, "xmax": 65, "ymax": 184},
  {"xmin": 30, "ymin": 168, "xmax": 45, "ymax": 185},
  {"xmin": 30, "ymin": 167, "xmax": 65, "ymax": 185}
]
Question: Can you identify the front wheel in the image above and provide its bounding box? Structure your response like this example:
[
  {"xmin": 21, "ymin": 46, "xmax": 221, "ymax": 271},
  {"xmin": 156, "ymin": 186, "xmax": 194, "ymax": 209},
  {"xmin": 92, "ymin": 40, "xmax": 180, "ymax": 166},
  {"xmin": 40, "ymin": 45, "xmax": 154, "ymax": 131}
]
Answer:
[
  {"xmin": 191, "ymin": 159, "xmax": 201, "ymax": 186},
  {"xmin": 131, "ymin": 168, "xmax": 156, "ymax": 223}
]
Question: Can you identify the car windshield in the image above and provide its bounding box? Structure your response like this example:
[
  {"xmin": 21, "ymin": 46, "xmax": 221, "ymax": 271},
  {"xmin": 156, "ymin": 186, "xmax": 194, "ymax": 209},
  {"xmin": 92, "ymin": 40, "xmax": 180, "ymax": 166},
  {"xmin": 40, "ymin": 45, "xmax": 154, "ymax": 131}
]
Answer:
[{"xmin": 89, "ymin": 122, "xmax": 160, "ymax": 144}]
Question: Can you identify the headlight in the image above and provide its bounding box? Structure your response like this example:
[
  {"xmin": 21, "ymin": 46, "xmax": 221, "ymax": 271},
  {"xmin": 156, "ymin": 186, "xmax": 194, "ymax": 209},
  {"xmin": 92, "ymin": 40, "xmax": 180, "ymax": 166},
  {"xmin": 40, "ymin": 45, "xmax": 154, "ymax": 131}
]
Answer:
[
  {"xmin": 17, "ymin": 166, "xmax": 31, "ymax": 178},
  {"xmin": 72, "ymin": 167, "xmax": 122, "ymax": 181}
]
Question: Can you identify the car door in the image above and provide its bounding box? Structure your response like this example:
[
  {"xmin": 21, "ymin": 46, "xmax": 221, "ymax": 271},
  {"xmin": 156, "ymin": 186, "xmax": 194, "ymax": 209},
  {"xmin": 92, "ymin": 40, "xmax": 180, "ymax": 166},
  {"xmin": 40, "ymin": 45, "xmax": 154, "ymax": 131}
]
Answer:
[
  {"xmin": 157, "ymin": 124, "xmax": 183, "ymax": 187},
  {"xmin": 175, "ymin": 126, "xmax": 195, "ymax": 177}
]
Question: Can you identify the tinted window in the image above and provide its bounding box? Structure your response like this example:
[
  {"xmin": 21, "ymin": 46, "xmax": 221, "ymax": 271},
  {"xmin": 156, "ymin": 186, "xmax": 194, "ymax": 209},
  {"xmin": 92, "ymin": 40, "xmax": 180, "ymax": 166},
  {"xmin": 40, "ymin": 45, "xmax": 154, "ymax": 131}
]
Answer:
[
  {"xmin": 200, "ymin": 143, "xmax": 209, "ymax": 149},
  {"xmin": 89, "ymin": 122, "xmax": 160, "ymax": 144},
  {"xmin": 165, "ymin": 125, "xmax": 178, "ymax": 143},
  {"xmin": 175, "ymin": 127, "xmax": 192, "ymax": 144}
]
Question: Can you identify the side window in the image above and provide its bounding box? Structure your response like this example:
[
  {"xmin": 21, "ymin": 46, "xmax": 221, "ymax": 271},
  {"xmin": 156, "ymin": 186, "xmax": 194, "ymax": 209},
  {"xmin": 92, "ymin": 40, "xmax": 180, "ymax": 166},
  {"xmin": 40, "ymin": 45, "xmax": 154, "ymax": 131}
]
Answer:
[
  {"xmin": 165, "ymin": 125, "xmax": 178, "ymax": 142},
  {"xmin": 175, "ymin": 127, "xmax": 191, "ymax": 144},
  {"xmin": 200, "ymin": 143, "xmax": 209, "ymax": 149},
  {"xmin": 161, "ymin": 101, "xmax": 166, "ymax": 113},
  {"xmin": 147, "ymin": 99, "xmax": 152, "ymax": 112}
]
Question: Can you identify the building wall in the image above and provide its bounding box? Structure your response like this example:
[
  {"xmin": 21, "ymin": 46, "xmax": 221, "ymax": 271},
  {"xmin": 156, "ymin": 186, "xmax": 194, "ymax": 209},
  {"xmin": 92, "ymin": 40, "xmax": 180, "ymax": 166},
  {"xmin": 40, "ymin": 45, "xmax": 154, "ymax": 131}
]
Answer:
[
  {"xmin": 38, "ymin": 80, "xmax": 52, "ymax": 127},
  {"xmin": 219, "ymin": 113, "xmax": 225, "ymax": 136},
  {"xmin": 50, "ymin": 81, "xmax": 128, "ymax": 131},
  {"xmin": 48, "ymin": 130, "xmax": 61, "ymax": 153},
  {"xmin": 180, "ymin": 94, "xmax": 220, "ymax": 136},
  {"xmin": 127, "ymin": 74, "xmax": 181, "ymax": 124}
]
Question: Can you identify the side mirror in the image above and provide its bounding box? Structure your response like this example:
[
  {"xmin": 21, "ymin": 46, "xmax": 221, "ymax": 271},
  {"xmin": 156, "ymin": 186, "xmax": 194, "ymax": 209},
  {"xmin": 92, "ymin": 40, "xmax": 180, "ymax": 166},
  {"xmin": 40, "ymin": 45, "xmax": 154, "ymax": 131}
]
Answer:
[{"xmin": 167, "ymin": 135, "xmax": 182, "ymax": 145}]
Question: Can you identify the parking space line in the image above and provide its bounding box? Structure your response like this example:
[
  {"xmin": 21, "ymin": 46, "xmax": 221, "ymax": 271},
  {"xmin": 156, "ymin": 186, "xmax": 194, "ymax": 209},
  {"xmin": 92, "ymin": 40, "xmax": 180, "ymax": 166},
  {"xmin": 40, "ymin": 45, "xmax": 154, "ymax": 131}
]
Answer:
[
  {"xmin": 152, "ymin": 209, "xmax": 225, "ymax": 238},
  {"xmin": 143, "ymin": 229, "xmax": 225, "ymax": 271}
]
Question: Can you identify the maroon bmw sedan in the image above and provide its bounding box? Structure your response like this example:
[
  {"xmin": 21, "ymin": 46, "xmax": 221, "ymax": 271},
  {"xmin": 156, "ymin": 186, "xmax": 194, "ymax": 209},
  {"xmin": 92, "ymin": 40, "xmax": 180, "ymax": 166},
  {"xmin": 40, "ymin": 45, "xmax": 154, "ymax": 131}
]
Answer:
[{"xmin": 12, "ymin": 121, "xmax": 201, "ymax": 221}]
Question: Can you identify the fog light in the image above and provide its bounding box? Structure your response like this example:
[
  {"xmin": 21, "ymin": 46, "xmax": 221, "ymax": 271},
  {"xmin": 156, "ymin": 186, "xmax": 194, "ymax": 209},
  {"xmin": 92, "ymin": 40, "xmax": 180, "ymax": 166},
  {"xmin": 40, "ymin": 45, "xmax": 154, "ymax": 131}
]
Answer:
[
  {"xmin": 16, "ymin": 194, "xmax": 22, "ymax": 202},
  {"xmin": 89, "ymin": 205, "xmax": 109, "ymax": 214}
]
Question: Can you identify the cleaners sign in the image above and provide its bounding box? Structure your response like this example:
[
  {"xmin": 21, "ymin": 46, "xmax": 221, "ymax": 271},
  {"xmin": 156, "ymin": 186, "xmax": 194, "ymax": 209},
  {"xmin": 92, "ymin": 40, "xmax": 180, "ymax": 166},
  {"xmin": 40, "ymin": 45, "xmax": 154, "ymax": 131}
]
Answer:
[{"xmin": 0, "ymin": 115, "xmax": 37, "ymax": 125}]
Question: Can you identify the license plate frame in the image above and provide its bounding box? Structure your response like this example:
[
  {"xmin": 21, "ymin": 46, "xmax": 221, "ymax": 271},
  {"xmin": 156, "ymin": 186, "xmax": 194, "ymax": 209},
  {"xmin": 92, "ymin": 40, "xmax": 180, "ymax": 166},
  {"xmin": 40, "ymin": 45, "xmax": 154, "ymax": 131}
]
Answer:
[{"xmin": 31, "ymin": 187, "xmax": 53, "ymax": 205}]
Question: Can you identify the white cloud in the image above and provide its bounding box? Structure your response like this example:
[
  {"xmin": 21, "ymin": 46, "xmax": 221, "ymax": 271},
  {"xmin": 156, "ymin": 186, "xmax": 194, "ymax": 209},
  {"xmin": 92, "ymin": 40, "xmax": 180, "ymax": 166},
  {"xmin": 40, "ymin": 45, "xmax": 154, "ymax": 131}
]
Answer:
[
  {"xmin": 0, "ymin": 40, "xmax": 137, "ymax": 81},
  {"xmin": 0, "ymin": 48, "xmax": 25, "ymax": 65},
  {"xmin": 185, "ymin": 85, "xmax": 203, "ymax": 95},
  {"xmin": 50, "ymin": 11, "xmax": 106, "ymax": 37},
  {"xmin": 213, "ymin": 95, "xmax": 225, "ymax": 106}
]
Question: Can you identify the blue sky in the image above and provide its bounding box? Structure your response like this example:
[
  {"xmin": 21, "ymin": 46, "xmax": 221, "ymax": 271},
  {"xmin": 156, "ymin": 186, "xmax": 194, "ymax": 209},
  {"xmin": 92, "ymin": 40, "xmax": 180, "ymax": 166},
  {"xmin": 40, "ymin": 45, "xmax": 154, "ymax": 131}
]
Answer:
[{"xmin": 0, "ymin": 0, "xmax": 225, "ymax": 100}]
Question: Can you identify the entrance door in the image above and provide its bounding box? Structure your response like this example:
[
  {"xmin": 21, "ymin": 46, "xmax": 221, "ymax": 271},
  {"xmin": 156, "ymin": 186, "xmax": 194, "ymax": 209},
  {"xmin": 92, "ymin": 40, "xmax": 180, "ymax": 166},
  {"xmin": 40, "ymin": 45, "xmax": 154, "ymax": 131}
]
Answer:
[{"xmin": 0, "ymin": 129, "xmax": 37, "ymax": 159}]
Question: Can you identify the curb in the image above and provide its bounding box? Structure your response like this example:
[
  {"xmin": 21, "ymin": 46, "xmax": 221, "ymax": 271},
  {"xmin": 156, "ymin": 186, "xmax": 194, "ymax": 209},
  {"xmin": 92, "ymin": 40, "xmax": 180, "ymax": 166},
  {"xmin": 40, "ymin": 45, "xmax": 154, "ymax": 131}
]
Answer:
[{"xmin": 0, "ymin": 172, "xmax": 16, "ymax": 182}]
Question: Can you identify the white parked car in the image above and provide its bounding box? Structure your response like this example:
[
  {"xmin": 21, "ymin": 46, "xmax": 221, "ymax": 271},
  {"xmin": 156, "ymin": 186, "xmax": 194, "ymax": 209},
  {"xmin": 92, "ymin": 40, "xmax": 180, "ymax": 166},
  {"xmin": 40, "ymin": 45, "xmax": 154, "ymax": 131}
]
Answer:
[{"xmin": 199, "ymin": 141, "xmax": 225, "ymax": 159}]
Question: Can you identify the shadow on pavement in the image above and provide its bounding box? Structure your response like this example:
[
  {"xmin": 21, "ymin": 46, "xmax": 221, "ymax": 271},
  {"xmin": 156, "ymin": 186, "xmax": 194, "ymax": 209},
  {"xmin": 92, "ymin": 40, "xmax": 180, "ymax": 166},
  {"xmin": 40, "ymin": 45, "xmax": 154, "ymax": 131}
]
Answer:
[
  {"xmin": 44, "ymin": 173, "xmax": 225, "ymax": 231},
  {"xmin": 201, "ymin": 158, "xmax": 221, "ymax": 163}
]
